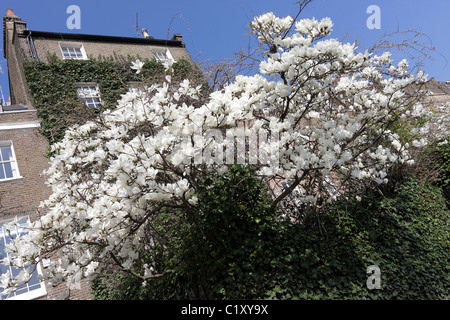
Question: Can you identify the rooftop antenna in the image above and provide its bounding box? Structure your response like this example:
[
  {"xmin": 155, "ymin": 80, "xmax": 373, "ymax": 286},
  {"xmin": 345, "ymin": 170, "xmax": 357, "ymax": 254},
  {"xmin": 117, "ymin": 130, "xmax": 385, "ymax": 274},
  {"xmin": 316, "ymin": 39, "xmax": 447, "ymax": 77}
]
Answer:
[{"xmin": 135, "ymin": 13, "xmax": 140, "ymax": 37}]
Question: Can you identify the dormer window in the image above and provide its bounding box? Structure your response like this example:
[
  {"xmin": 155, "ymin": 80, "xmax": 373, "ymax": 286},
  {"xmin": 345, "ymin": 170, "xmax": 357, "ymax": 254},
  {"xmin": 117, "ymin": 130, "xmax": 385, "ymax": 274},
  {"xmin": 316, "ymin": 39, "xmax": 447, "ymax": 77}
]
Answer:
[
  {"xmin": 153, "ymin": 49, "xmax": 174, "ymax": 63},
  {"xmin": 59, "ymin": 42, "xmax": 88, "ymax": 60}
]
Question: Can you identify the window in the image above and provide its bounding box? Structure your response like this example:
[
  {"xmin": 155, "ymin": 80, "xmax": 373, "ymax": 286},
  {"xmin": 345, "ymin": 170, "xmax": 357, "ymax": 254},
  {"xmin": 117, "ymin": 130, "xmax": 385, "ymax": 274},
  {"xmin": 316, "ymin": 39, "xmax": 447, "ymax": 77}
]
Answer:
[
  {"xmin": 0, "ymin": 217, "xmax": 47, "ymax": 300},
  {"xmin": 76, "ymin": 83, "xmax": 103, "ymax": 109},
  {"xmin": 0, "ymin": 142, "xmax": 20, "ymax": 181},
  {"xmin": 153, "ymin": 49, "xmax": 174, "ymax": 63},
  {"xmin": 59, "ymin": 42, "xmax": 87, "ymax": 60}
]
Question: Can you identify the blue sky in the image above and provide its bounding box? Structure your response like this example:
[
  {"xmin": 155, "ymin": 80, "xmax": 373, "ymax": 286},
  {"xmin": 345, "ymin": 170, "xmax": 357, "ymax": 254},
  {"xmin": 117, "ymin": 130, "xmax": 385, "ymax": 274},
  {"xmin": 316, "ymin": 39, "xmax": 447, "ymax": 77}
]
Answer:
[{"xmin": 1, "ymin": 0, "xmax": 449, "ymax": 102}]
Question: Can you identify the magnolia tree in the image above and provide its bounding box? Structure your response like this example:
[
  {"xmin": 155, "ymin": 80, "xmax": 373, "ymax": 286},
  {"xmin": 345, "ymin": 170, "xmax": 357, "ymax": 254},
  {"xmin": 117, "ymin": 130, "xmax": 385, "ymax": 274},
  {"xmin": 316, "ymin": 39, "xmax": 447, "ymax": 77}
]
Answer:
[{"xmin": 1, "ymin": 12, "xmax": 431, "ymax": 293}]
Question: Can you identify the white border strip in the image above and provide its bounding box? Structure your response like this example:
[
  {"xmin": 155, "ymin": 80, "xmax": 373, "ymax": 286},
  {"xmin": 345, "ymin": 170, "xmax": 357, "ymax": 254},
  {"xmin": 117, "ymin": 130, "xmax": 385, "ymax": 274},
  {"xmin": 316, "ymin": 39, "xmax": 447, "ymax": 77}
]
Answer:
[{"xmin": 0, "ymin": 121, "xmax": 41, "ymax": 131}]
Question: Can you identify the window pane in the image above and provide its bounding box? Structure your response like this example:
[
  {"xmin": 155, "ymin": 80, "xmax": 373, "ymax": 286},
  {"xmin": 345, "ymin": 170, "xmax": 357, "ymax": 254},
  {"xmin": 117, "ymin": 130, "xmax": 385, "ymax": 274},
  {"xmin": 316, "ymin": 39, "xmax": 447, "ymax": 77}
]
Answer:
[
  {"xmin": 77, "ymin": 87, "xmax": 85, "ymax": 97},
  {"xmin": 94, "ymin": 98, "xmax": 102, "ymax": 108},
  {"xmin": 11, "ymin": 265, "xmax": 21, "ymax": 278},
  {"xmin": 3, "ymin": 162, "xmax": 13, "ymax": 179},
  {"xmin": 155, "ymin": 52, "xmax": 168, "ymax": 61},
  {"xmin": 62, "ymin": 48, "xmax": 73, "ymax": 58},
  {"xmin": 1, "ymin": 146, "xmax": 12, "ymax": 161},
  {"xmin": 28, "ymin": 267, "xmax": 41, "ymax": 286},
  {"xmin": 84, "ymin": 98, "xmax": 101, "ymax": 109},
  {"xmin": 0, "ymin": 164, "xmax": 5, "ymax": 180},
  {"xmin": 3, "ymin": 147, "xmax": 12, "ymax": 161},
  {"xmin": 86, "ymin": 101, "xmax": 95, "ymax": 108},
  {"xmin": 15, "ymin": 286, "xmax": 28, "ymax": 296},
  {"xmin": 0, "ymin": 237, "xmax": 8, "ymax": 275}
]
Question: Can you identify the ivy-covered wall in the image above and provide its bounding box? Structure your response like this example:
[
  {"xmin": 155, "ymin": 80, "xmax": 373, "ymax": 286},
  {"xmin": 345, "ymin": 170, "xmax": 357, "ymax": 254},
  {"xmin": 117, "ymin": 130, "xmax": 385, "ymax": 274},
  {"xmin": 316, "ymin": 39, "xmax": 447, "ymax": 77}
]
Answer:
[{"xmin": 23, "ymin": 54, "xmax": 194, "ymax": 146}]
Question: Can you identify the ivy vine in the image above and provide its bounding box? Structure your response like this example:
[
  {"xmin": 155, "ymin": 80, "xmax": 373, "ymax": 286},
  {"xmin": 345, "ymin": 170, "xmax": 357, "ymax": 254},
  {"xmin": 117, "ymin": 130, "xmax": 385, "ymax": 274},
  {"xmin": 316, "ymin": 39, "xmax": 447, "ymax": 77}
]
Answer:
[{"xmin": 23, "ymin": 54, "xmax": 194, "ymax": 146}]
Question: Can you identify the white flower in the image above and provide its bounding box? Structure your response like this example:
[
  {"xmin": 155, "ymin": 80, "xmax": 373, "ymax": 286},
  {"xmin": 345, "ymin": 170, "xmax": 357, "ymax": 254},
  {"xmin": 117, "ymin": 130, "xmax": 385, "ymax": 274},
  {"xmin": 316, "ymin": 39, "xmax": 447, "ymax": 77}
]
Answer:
[{"xmin": 131, "ymin": 59, "xmax": 145, "ymax": 74}]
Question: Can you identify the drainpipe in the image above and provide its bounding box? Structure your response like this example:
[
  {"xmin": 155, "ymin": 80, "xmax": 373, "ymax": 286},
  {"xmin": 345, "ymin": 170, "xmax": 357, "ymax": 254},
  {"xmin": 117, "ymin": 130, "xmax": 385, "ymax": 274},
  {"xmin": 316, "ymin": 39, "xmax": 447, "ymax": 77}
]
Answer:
[
  {"xmin": 26, "ymin": 30, "xmax": 39, "ymax": 61},
  {"xmin": 0, "ymin": 83, "xmax": 5, "ymax": 107}
]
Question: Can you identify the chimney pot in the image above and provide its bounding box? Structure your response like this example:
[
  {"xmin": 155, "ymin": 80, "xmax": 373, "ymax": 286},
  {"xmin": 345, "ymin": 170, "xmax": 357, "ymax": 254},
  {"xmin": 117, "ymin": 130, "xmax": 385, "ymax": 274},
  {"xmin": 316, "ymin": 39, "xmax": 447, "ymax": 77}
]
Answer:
[
  {"xmin": 141, "ymin": 28, "xmax": 151, "ymax": 39},
  {"xmin": 171, "ymin": 34, "xmax": 183, "ymax": 41},
  {"xmin": 6, "ymin": 8, "xmax": 14, "ymax": 16}
]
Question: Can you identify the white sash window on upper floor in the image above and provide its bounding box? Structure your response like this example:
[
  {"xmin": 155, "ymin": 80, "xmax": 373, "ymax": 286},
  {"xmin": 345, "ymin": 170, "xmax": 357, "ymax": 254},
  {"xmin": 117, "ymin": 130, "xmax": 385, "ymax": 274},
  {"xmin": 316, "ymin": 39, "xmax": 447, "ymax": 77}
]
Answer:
[
  {"xmin": 0, "ymin": 142, "xmax": 21, "ymax": 182},
  {"xmin": 59, "ymin": 42, "xmax": 88, "ymax": 60}
]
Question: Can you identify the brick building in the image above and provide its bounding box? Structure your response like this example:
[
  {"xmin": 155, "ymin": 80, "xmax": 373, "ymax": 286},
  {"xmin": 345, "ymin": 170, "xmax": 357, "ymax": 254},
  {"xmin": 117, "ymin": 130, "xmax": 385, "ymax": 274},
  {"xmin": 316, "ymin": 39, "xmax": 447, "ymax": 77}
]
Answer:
[
  {"xmin": 1, "ymin": 8, "xmax": 194, "ymax": 300},
  {"xmin": 405, "ymin": 77, "xmax": 450, "ymax": 138}
]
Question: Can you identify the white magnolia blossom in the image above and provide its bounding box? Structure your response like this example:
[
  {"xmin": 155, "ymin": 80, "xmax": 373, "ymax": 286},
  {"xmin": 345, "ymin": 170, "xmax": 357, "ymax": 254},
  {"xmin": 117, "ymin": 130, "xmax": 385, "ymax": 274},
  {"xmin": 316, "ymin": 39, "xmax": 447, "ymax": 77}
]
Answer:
[
  {"xmin": 131, "ymin": 59, "xmax": 144, "ymax": 74},
  {"xmin": 1, "ymin": 12, "xmax": 438, "ymax": 293}
]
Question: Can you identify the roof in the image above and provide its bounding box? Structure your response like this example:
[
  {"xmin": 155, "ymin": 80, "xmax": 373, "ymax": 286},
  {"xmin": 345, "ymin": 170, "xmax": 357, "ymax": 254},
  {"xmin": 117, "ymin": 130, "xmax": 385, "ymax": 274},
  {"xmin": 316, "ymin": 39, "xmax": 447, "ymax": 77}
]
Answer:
[
  {"xmin": 425, "ymin": 78, "xmax": 450, "ymax": 95},
  {"xmin": 20, "ymin": 29, "xmax": 185, "ymax": 48},
  {"xmin": 405, "ymin": 77, "xmax": 450, "ymax": 96}
]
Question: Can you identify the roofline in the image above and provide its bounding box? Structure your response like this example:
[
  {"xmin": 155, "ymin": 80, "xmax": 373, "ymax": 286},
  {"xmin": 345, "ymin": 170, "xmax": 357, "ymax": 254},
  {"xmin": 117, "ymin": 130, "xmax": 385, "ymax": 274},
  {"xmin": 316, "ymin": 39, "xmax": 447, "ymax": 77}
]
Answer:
[{"xmin": 20, "ymin": 29, "xmax": 185, "ymax": 47}]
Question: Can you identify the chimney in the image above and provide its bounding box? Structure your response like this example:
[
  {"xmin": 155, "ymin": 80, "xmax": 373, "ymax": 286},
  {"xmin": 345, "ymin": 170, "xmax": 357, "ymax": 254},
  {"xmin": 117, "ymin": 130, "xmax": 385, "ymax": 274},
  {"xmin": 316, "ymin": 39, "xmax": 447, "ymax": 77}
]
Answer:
[
  {"xmin": 171, "ymin": 33, "xmax": 183, "ymax": 41},
  {"xmin": 141, "ymin": 28, "xmax": 154, "ymax": 39},
  {"xmin": 171, "ymin": 33, "xmax": 185, "ymax": 47},
  {"xmin": 3, "ymin": 8, "xmax": 26, "ymax": 59},
  {"xmin": 3, "ymin": 9, "xmax": 34, "ymax": 108}
]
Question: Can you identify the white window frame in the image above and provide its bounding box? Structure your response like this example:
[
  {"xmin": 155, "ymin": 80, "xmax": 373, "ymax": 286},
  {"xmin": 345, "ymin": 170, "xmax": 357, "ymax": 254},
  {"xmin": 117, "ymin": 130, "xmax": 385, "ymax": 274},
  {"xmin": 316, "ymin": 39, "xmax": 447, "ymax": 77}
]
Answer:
[
  {"xmin": 75, "ymin": 83, "xmax": 103, "ymax": 109},
  {"xmin": 0, "ymin": 216, "xmax": 47, "ymax": 300},
  {"xmin": 152, "ymin": 48, "xmax": 175, "ymax": 63},
  {"xmin": 0, "ymin": 141, "xmax": 21, "ymax": 182},
  {"xmin": 59, "ymin": 42, "xmax": 88, "ymax": 60}
]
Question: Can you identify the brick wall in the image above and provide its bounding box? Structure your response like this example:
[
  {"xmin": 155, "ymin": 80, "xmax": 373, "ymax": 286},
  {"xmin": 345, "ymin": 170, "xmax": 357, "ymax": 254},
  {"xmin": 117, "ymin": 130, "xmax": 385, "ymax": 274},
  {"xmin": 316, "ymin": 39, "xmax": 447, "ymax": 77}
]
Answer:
[
  {"xmin": 0, "ymin": 110, "xmax": 93, "ymax": 300},
  {"xmin": 30, "ymin": 37, "xmax": 194, "ymax": 64},
  {"xmin": 0, "ymin": 111, "xmax": 49, "ymax": 220},
  {"xmin": 36, "ymin": 274, "xmax": 94, "ymax": 300}
]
